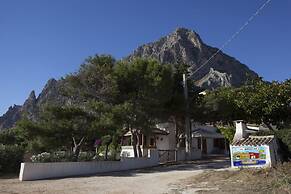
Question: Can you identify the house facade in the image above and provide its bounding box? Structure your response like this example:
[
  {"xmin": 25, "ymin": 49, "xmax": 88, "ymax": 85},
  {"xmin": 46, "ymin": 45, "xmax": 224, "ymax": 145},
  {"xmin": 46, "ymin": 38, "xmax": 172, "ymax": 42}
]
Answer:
[
  {"xmin": 120, "ymin": 121, "xmax": 227, "ymax": 162},
  {"xmin": 191, "ymin": 123, "xmax": 228, "ymax": 156},
  {"xmin": 120, "ymin": 122, "xmax": 176, "ymax": 158}
]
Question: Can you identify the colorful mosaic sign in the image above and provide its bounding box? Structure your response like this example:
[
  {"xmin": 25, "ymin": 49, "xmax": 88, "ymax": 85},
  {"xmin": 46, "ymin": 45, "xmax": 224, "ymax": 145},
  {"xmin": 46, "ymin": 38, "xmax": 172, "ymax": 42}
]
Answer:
[{"xmin": 232, "ymin": 146, "xmax": 267, "ymax": 166}]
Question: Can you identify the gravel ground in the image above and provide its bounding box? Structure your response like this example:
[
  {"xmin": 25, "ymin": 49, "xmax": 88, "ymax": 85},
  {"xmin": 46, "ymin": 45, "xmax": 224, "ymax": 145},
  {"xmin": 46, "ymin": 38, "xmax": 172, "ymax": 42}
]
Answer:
[{"xmin": 0, "ymin": 157, "xmax": 229, "ymax": 194}]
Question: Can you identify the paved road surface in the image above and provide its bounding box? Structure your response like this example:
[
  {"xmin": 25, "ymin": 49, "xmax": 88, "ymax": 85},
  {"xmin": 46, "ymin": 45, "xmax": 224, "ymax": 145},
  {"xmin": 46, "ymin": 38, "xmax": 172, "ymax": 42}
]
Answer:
[{"xmin": 0, "ymin": 156, "xmax": 230, "ymax": 194}]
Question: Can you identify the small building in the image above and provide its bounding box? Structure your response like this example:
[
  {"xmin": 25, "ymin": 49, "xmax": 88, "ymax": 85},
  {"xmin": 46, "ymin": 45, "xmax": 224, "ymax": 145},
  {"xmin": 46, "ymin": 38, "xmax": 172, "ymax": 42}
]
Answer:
[
  {"xmin": 230, "ymin": 121, "xmax": 279, "ymax": 168},
  {"xmin": 191, "ymin": 123, "xmax": 228, "ymax": 156},
  {"xmin": 120, "ymin": 122, "xmax": 176, "ymax": 158}
]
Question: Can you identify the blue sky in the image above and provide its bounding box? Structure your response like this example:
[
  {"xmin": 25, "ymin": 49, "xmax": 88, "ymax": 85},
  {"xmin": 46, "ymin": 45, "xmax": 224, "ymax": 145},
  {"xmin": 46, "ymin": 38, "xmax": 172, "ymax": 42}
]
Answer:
[{"xmin": 0, "ymin": 0, "xmax": 290, "ymax": 115}]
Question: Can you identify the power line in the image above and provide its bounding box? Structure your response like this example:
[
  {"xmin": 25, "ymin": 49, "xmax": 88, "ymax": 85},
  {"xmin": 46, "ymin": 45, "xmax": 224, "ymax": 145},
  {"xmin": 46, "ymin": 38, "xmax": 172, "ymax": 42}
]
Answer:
[{"xmin": 191, "ymin": 0, "xmax": 272, "ymax": 77}]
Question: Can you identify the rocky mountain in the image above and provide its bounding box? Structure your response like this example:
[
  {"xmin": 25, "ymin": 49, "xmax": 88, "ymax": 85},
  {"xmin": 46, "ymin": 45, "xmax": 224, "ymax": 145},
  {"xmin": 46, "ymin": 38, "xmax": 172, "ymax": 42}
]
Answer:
[
  {"xmin": 0, "ymin": 27, "xmax": 259, "ymax": 130},
  {"xmin": 0, "ymin": 105, "xmax": 22, "ymax": 130},
  {"xmin": 196, "ymin": 68, "xmax": 232, "ymax": 89},
  {"xmin": 0, "ymin": 79, "xmax": 71, "ymax": 130},
  {"xmin": 127, "ymin": 27, "xmax": 258, "ymax": 88}
]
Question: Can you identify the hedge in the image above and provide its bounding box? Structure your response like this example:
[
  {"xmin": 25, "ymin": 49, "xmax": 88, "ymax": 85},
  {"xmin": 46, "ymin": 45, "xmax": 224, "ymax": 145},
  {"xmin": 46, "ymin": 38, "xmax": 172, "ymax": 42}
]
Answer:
[{"xmin": 0, "ymin": 144, "xmax": 24, "ymax": 173}]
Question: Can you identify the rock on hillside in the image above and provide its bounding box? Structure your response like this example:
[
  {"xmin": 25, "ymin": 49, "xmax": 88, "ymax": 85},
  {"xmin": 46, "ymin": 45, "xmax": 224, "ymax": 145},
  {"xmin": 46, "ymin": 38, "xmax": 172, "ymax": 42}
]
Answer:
[
  {"xmin": 0, "ymin": 78, "xmax": 70, "ymax": 130},
  {"xmin": 0, "ymin": 105, "xmax": 22, "ymax": 130}
]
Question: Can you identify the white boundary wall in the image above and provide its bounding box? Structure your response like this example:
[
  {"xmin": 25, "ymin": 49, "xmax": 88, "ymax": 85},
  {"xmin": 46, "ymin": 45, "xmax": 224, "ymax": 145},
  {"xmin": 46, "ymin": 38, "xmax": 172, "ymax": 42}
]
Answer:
[
  {"xmin": 19, "ymin": 149, "xmax": 159, "ymax": 181},
  {"xmin": 176, "ymin": 148, "xmax": 202, "ymax": 161}
]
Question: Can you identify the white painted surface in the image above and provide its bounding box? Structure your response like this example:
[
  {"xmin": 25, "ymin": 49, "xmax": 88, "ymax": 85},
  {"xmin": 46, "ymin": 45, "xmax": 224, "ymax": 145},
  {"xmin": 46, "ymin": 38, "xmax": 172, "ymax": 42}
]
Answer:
[
  {"xmin": 19, "ymin": 149, "xmax": 159, "ymax": 181},
  {"xmin": 120, "ymin": 146, "xmax": 149, "ymax": 157},
  {"xmin": 176, "ymin": 148, "xmax": 201, "ymax": 161},
  {"xmin": 156, "ymin": 122, "xmax": 176, "ymax": 150},
  {"xmin": 233, "ymin": 120, "xmax": 247, "ymax": 141}
]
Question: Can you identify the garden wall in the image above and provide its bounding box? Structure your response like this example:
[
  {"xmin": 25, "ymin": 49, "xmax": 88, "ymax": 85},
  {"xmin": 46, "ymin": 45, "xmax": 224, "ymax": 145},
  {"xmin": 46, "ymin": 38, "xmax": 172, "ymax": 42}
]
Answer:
[
  {"xmin": 176, "ymin": 148, "xmax": 202, "ymax": 161},
  {"xmin": 19, "ymin": 149, "xmax": 159, "ymax": 181}
]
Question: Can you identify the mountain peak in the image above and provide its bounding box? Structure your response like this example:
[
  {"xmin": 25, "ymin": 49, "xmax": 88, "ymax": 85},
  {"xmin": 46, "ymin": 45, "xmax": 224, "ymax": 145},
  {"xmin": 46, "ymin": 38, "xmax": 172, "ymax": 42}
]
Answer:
[
  {"xmin": 127, "ymin": 28, "xmax": 258, "ymax": 89},
  {"xmin": 172, "ymin": 27, "xmax": 199, "ymax": 37}
]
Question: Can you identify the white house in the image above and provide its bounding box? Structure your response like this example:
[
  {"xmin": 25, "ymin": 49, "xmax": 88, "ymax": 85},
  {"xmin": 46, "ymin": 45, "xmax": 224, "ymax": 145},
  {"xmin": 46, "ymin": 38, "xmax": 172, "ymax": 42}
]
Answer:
[
  {"xmin": 120, "ymin": 121, "xmax": 228, "ymax": 162},
  {"xmin": 120, "ymin": 122, "xmax": 176, "ymax": 158},
  {"xmin": 190, "ymin": 123, "xmax": 228, "ymax": 156},
  {"xmin": 230, "ymin": 120, "xmax": 279, "ymax": 168}
]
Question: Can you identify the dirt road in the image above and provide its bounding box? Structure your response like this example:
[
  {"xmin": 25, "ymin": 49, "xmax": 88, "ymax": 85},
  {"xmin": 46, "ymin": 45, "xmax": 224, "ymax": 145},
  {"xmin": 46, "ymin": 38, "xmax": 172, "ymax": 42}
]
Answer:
[{"xmin": 0, "ymin": 157, "xmax": 229, "ymax": 194}]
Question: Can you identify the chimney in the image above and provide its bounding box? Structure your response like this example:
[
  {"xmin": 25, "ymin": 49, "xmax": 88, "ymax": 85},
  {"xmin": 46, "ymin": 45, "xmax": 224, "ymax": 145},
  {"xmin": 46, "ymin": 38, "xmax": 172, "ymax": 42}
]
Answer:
[{"xmin": 233, "ymin": 120, "xmax": 247, "ymax": 141}]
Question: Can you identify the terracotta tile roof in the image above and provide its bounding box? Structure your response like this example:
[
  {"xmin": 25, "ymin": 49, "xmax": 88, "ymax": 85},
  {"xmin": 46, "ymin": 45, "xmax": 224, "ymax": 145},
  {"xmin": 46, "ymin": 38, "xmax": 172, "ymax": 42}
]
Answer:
[{"xmin": 231, "ymin": 135, "xmax": 274, "ymax": 146}]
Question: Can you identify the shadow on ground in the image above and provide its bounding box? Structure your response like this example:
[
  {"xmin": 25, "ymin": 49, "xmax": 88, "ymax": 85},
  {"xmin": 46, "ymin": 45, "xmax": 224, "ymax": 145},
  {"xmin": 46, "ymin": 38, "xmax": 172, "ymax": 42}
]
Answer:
[{"xmin": 92, "ymin": 156, "xmax": 230, "ymax": 178}]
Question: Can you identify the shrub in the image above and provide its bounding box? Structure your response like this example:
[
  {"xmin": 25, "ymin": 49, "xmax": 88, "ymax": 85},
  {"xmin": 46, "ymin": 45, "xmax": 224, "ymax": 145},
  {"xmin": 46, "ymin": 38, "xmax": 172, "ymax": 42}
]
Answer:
[
  {"xmin": 276, "ymin": 128, "xmax": 291, "ymax": 159},
  {"xmin": 97, "ymin": 143, "xmax": 121, "ymax": 161},
  {"xmin": 31, "ymin": 151, "xmax": 97, "ymax": 162},
  {"xmin": 31, "ymin": 152, "xmax": 73, "ymax": 163},
  {"xmin": 0, "ymin": 144, "xmax": 24, "ymax": 173},
  {"xmin": 78, "ymin": 152, "xmax": 95, "ymax": 161},
  {"xmin": 217, "ymin": 126, "xmax": 235, "ymax": 143}
]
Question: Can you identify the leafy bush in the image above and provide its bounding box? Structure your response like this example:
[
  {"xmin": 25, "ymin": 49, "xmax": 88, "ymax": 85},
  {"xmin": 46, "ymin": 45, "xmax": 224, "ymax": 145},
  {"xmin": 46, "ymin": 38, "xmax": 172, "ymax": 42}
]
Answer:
[
  {"xmin": 78, "ymin": 152, "xmax": 95, "ymax": 161},
  {"xmin": 31, "ymin": 152, "xmax": 73, "ymax": 163},
  {"xmin": 217, "ymin": 126, "xmax": 235, "ymax": 143},
  {"xmin": 276, "ymin": 128, "xmax": 291, "ymax": 159},
  {"xmin": 97, "ymin": 143, "xmax": 121, "ymax": 161},
  {"xmin": 0, "ymin": 144, "xmax": 24, "ymax": 173},
  {"xmin": 31, "ymin": 151, "xmax": 97, "ymax": 162}
]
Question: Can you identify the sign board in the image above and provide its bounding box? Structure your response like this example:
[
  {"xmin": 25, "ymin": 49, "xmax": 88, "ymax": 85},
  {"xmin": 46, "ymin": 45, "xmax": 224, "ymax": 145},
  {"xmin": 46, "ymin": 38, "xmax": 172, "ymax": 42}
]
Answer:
[{"xmin": 232, "ymin": 146, "xmax": 267, "ymax": 166}]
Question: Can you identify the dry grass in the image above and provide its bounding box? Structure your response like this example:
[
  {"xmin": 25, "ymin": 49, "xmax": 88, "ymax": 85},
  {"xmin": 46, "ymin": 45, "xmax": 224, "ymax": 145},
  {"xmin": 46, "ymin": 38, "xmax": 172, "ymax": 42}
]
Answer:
[{"xmin": 180, "ymin": 163, "xmax": 291, "ymax": 194}]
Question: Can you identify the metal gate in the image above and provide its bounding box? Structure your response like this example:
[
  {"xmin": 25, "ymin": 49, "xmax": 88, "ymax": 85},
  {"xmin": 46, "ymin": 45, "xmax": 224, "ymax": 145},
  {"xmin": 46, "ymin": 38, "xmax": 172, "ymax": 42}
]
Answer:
[{"xmin": 158, "ymin": 149, "xmax": 176, "ymax": 163}]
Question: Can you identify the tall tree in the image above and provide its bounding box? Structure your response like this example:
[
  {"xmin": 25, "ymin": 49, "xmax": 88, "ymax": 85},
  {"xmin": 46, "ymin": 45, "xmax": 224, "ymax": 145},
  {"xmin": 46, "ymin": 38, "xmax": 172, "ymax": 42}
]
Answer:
[
  {"xmin": 165, "ymin": 63, "xmax": 203, "ymax": 144},
  {"xmin": 114, "ymin": 59, "xmax": 173, "ymax": 157},
  {"xmin": 61, "ymin": 54, "xmax": 117, "ymax": 104},
  {"xmin": 234, "ymin": 79, "xmax": 291, "ymax": 129}
]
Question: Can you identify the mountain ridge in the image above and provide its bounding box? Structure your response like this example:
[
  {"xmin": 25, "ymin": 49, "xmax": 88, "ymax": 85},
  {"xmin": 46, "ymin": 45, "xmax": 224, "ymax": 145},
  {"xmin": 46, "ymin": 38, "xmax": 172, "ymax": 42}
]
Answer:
[{"xmin": 127, "ymin": 27, "xmax": 258, "ymax": 86}]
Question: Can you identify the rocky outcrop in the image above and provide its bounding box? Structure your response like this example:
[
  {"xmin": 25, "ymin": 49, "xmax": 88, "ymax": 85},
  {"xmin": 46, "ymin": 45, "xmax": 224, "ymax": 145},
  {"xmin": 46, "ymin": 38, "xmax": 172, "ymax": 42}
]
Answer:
[
  {"xmin": 196, "ymin": 68, "xmax": 232, "ymax": 89},
  {"xmin": 0, "ymin": 79, "xmax": 70, "ymax": 130},
  {"xmin": 0, "ymin": 105, "xmax": 22, "ymax": 130},
  {"xmin": 127, "ymin": 27, "xmax": 258, "ymax": 88},
  {"xmin": 21, "ymin": 91, "xmax": 37, "ymax": 121}
]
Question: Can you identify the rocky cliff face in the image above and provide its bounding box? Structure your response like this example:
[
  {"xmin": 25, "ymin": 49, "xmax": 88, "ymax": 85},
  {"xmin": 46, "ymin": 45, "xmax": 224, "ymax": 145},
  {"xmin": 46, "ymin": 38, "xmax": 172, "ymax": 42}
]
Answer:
[
  {"xmin": 0, "ymin": 27, "xmax": 259, "ymax": 130},
  {"xmin": 0, "ymin": 105, "xmax": 22, "ymax": 130},
  {"xmin": 127, "ymin": 27, "xmax": 258, "ymax": 88},
  {"xmin": 0, "ymin": 78, "xmax": 70, "ymax": 130},
  {"xmin": 196, "ymin": 68, "xmax": 232, "ymax": 89}
]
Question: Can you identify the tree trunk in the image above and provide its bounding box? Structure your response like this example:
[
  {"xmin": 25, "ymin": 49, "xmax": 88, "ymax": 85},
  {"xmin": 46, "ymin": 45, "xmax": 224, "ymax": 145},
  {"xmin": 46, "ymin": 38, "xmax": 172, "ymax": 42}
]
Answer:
[
  {"xmin": 137, "ymin": 131, "xmax": 143, "ymax": 157},
  {"xmin": 105, "ymin": 144, "xmax": 109, "ymax": 160},
  {"xmin": 264, "ymin": 122, "xmax": 275, "ymax": 131},
  {"xmin": 72, "ymin": 145, "xmax": 81, "ymax": 161},
  {"xmin": 72, "ymin": 137, "xmax": 85, "ymax": 161},
  {"xmin": 131, "ymin": 129, "xmax": 138, "ymax": 158}
]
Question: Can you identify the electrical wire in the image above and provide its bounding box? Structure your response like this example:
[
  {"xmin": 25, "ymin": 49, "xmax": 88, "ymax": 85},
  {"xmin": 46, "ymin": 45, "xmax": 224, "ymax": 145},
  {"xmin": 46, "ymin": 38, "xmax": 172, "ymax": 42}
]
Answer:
[{"xmin": 191, "ymin": 0, "xmax": 272, "ymax": 77}]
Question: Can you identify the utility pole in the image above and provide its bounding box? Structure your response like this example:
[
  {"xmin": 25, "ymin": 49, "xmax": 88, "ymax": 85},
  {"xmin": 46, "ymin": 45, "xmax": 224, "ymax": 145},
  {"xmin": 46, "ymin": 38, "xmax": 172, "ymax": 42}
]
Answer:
[{"xmin": 183, "ymin": 74, "xmax": 191, "ymax": 157}]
